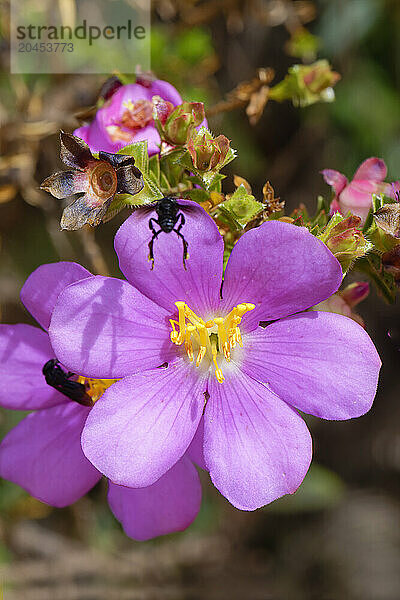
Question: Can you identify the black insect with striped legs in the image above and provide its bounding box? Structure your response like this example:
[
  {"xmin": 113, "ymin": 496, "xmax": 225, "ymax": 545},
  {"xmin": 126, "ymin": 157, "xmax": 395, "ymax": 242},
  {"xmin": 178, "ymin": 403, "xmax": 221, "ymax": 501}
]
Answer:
[{"xmin": 143, "ymin": 197, "xmax": 190, "ymax": 270}]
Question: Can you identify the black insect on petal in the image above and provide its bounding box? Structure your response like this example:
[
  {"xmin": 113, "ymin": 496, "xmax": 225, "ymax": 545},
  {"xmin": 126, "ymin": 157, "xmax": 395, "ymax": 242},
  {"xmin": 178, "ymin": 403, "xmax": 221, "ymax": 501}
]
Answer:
[
  {"xmin": 42, "ymin": 359, "xmax": 93, "ymax": 407},
  {"xmin": 116, "ymin": 164, "xmax": 144, "ymax": 195},
  {"xmin": 60, "ymin": 131, "xmax": 94, "ymax": 170},
  {"xmin": 145, "ymin": 197, "xmax": 190, "ymax": 269},
  {"xmin": 40, "ymin": 170, "xmax": 87, "ymax": 199}
]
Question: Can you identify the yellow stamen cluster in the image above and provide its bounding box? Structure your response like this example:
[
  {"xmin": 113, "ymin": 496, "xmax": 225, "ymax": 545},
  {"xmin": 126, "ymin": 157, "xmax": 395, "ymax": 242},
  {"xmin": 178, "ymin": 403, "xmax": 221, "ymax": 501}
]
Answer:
[
  {"xmin": 76, "ymin": 376, "xmax": 118, "ymax": 403},
  {"xmin": 169, "ymin": 301, "xmax": 255, "ymax": 383}
]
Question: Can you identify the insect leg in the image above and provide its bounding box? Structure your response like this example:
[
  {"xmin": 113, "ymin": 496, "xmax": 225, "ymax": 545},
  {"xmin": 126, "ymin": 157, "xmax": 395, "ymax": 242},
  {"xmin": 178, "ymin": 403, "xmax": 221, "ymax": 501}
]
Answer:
[
  {"xmin": 148, "ymin": 218, "xmax": 162, "ymax": 270},
  {"xmin": 174, "ymin": 214, "xmax": 189, "ymax": 270}
]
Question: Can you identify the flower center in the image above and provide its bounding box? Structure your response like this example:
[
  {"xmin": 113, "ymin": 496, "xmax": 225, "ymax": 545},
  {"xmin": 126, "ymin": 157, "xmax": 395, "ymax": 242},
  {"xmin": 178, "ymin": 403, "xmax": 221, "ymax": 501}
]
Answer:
[
  {"xmin": 89, "ymin": 162, "xmax": 118, "ymax": 199},
  {"xmin": 76, "ymin": 376, "xmax": 118, "ymax": 403},
  {"xmin": 169, "ymin": 301, "xmax": 255, "ymax": 383},
  {"xmin": 120, "ymin": 99, "xmax": 153, "ymax": 130},
  {"xmin": 105, "ymin": 99, "xmax": 154, "ymax": 143}
]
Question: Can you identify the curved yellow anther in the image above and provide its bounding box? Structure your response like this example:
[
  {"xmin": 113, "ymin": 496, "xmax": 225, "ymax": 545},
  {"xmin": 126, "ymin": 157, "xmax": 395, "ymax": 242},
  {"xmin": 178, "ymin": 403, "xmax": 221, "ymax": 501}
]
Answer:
[
  {"xmin": 169, "ymin": 319, "xmax": 180, "ymax": 343},
  {"xmin": 185, "ymin": 325, "xmax": 195, "ymax": 362},
  {"xmin": 235, "ymin": 326, "xmax": 243, "ymax": 347},
  {"xmin": 185, "ymin": 304, "xmax": 206, "ymax": 327},
  {"xmin": 195, "ymin": 324, "xmax": 208, "ymax": 366},
  {"xmin": 196, "ymin": 346, "xmax": 206, "ymax": 367},
  {"xmin": 174, "ymin": 301, "xmax": 186, "ymax": 345},
  {"xmin": 211, "ymin": 342, "xmax": 225, "ymax": 383}
]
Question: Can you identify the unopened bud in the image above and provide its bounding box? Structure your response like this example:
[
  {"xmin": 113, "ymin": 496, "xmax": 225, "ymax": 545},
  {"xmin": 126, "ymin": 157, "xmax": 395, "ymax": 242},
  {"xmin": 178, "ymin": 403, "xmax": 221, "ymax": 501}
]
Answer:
[
  {"xmin": 325, "ymin": 216, "xmax": 367, "ymax": 257},
  {"xmin": 153, "ymin": 100, "xmax": 205, "ymax": 145},
  {"xmin": 187, "ymin": 128, "xmax": 230, "ymax": 172},
  {"xmin": 319, "ymin": 214, "xmax": 372, "ymax": 271}
]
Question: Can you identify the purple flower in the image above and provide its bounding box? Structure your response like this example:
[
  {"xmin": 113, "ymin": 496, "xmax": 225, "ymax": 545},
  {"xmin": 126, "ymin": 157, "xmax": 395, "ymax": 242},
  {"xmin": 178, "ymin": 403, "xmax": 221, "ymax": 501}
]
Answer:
[
  {"xmin": 74, "ymin": 80, "xmax": 182, "ymax": 156},
  {"xmin": 0, "ymin": 263, "xmax": 201, "ymax": 540},
  {"xmin": 322, "ymin": 157, "xmax": 399, "ymax": 225},
  {"xmin": 49, "ymin": 204, "xmax": 381, "ymax": 511}
]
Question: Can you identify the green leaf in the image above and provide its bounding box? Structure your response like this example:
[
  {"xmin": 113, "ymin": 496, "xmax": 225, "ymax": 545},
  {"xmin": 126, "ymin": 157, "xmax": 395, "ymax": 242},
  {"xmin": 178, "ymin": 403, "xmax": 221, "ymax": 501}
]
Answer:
[
  {"xmin": 117, "ymin": 141, "xmax": 150, "ymax": 174},
  {"xmin": 208, "ymin": 173, "xmax": 226, "ymax": 192},
  {"xmin": 186, "ymin": 188, "xmax": 210, "ymax": 203},
  {"xmin": 149, "ymin": 154, "xmax": 160, "ymax": 185},
  {"xmin": 220, "ymin": 146, "xmax": 237, "ymax": 169},
  {"xmin": 132, "ymin": 174, "xmax": 164, "ymax": 205},
  {"xmin": 318, "ymin": 212, "xmax": 346, "ymax": 243},
  {"xmin": 171, "ymin": 148, "xmax": 195, "ymax": 171},
  {"xmin": 217, "ymin": 184, "xmax": 264, "ymax": 230}
]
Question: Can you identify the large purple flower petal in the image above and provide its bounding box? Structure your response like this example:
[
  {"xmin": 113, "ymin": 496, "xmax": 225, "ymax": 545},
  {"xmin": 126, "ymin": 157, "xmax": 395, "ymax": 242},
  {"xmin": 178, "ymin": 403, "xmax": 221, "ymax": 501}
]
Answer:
[
  {"xmin": 0, "ymin": 324, "xmax": 65, "ymax": 410},
  {"xmin": 241, "ymin": 311, "xmax": 381, "ymax": 420},
  {"xmin": 20, "ymin": 262, "xmax": 92, "ymax": 331},
  {"xmin": 114, "ymin": 200, "xmax": 224, "ymax": 316},
  {"xmin": 49, "ymin": 276, "xmax": 175, "ymax": 379},
  {"xmin": 204, "ymin": 367, "xmax": 312, "ymax": 510},
  {"xmin": 221, "ymin": 221, "xmax": 342, "ymax": 331},
  {"xmin": 81, "ymin": 362, "xmax": 206, "ymax": 487},
  {"xmin": 107, "ymin": 456, "xmax": 201, "ymax": 541},
  {"xmin": 0, "ymin": 403, "xmax": 101, "ymax": 507}
]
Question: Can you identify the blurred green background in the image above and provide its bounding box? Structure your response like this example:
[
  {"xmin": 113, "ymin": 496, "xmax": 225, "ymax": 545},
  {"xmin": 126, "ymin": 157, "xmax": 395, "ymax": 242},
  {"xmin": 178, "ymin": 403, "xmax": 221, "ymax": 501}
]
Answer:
[{"xmin": 0, "ymin": 1, "xmax": 400, "ymax": 598}]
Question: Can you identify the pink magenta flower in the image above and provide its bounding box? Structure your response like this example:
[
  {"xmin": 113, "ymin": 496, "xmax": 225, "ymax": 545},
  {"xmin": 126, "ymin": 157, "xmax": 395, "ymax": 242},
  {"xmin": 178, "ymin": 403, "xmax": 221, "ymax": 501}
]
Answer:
[
  {"xmin": 49, "ymin": 204, "xmax": 381, "ymax": 511},
  {"xmin": 74, "ymin": 79, "xmax": 183, "ymax": 156},
  {"xmin": 322, "ymin": 157, "xmax": 399, "ymax": 224},
  {"xmin": 0, "ymin": 263, "xmax": 201, "ymax": 541}
]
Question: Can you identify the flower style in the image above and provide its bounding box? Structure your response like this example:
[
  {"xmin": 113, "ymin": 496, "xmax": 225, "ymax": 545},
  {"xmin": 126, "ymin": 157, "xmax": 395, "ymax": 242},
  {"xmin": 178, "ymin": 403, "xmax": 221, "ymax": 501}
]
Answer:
[
  {"xmin": 74, "ymin": 79, "xmax": 183, "ymax": 156},
  {"xmin": 49, "ymin": 205, "xmax": 381, "ymax": 511},
  {"xmin": 0, "ymin": 263, "xmax": 201, "ymax": 540},
  {"xmin": 40, "ymin": 132, "xmax": 144, "ymax": 230},
  {"xmin": 322, "ymin": 157, "xmax": 399, "ymax": 225}
]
